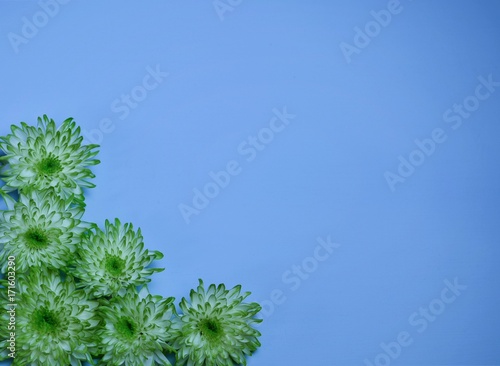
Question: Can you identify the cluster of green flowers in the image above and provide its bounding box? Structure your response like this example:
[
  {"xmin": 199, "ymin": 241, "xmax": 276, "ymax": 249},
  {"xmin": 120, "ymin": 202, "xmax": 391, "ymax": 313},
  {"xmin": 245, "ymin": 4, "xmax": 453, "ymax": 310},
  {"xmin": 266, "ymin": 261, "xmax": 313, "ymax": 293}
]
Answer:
[{"xmin": 0, "ymin": 116, "xmax": 262, "ymax": 365}]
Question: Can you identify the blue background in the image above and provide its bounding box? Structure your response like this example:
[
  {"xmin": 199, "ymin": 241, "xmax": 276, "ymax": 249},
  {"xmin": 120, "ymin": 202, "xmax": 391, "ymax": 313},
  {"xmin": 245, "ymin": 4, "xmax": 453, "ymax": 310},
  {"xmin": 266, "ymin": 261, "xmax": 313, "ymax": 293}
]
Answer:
[{"xmin": 1, "ymin": 1, "xmax": 500, "ymax": 365}]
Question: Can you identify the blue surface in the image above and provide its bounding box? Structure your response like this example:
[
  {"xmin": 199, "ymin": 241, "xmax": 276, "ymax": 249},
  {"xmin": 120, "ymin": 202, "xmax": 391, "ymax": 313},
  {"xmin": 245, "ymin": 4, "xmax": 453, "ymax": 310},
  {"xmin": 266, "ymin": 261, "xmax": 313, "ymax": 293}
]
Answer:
[{"xmin": 1, "ymin": 1, "xmax": 500, "ymax": 365}]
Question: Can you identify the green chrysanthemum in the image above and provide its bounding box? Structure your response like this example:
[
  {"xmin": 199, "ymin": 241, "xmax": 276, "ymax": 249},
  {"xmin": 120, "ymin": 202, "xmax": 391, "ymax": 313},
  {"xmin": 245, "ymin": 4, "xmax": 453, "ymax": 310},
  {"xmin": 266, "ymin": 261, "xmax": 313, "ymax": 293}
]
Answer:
[
  {"xmin": 0, "ymin": 189, "xmax": 87, "ymax": 273},
  {"xmin": 0, "ymin": 115, "xmax": 99, "ymax": 202},
  {"xmin": 172, "ymin": 280, "xmax": 262, "ymax": 366},
  {"xmin": 73, "ymin": 218, "xmax": 164, "ymax": 297},
  {"xmin": 98, "ymin": 286, "xmax": 176, "ymax": 365},
  {"xmin": 0, "ymin": 269, "xmax": 99, "ymax": 365}
]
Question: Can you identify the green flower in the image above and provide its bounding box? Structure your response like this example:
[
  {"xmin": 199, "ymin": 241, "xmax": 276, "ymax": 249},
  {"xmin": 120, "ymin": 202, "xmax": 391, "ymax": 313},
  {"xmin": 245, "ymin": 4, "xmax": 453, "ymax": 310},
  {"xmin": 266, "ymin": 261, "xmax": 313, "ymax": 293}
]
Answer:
[
  {"xmin": 98, "ymin": 286, "xmax": 176, "ymax": 365},
  {"xmin": 0, "ymin": 115, "xmax": 99, "ymax": 202},
  {"xmin": 0, "ymin": 189, "xmax": 87, "ymax": 273},
  {"xmin": 73, "ymin": 219, "xmax": 164, "ymax": 297},
  {"xmin": 172, "ymin": 280, "xmax": 262, "ymax": 366},
  {"xmin": 0, "ymin": 269, "xmax": 99, "ymax": 365}
]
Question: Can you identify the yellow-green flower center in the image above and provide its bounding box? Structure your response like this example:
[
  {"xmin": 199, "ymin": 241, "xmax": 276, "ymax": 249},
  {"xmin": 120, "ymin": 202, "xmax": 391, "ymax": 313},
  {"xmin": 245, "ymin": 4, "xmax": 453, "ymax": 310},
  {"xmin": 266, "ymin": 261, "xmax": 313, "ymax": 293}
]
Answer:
[
  {"xmin": 32, "ymin": 307, "xmax": 61, "ymax": 335},
  {"xmin": 24, "ymin": 227, "xmax": 49, "ymax": 249},
  {"xmin": 104, "ymin": 255, "xmax": 126, "ymax": 277},
  {"xmin": 37, "ymin": 153, "xmax": 63, "ymax": 176},
  {"xmin": 116, "ymin": 316, "xmax": 138, "ymax": 341},
  {"xmin": 198, "ymin": 318, "xmax": 223, "ymax": 343}
]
